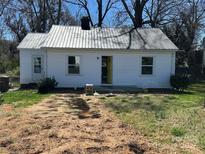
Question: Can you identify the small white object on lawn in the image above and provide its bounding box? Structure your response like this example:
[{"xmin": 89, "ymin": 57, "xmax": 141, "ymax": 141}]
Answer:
[{"xmin": 94, "ymin": 91, "xmax": 100, "ymax": 96}]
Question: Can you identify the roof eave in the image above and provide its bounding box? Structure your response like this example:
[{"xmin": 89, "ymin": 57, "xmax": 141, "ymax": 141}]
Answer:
[
  {"xmin": 17, "ymin": 47, "xmax": 41, "ymax": 50},
  {"xmin": 41, "ymin": 46, "xmax": 178, "ymax": 51}
]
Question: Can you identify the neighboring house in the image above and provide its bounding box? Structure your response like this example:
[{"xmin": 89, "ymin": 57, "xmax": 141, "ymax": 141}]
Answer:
[{"xmin": 17, "ymin": 19, "xmax": 178, "ymax": 88}]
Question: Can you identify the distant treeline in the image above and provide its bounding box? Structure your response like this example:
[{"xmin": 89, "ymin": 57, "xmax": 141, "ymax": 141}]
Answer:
[{"xmin": 0, "ymin": 40, "xmax": 19, "ymax": 75}]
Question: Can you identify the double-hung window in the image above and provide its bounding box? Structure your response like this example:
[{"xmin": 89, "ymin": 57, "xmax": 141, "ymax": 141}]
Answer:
[
  {"xmin": 68, "ymin": 56, "xmax": 80, "ymax": 74},
  {"xmin": 141, "ymin": 57, "xmax": 153, "ymax": 75},
  {"xmin": 33, "ymin": 57, "xmax": 42, "ymax": 73}
]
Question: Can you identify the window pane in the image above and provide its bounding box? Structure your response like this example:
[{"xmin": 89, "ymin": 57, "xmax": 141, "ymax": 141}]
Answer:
[
  {"xmin": 142, "ymin": 66, "xmax": 153, "ymax": 75},
  {"xmin": 142, "ymin": 57, "xmax": 153, "ymax": 65},
  {"xmin": 34, "ymin": 57, "xmax": 41, "ymax": 65},
  {"xmin": 68, "ymin": 66, "xmax": 80, "ymax": 74},
  {"xmin": 33, "ymin": 57, "xmax": 41, "ymax": 73},
  {"xmin": 34, "ymin": 66, "xmax": 41, "ymax": 73},
  {"xmin": 69, "ymin": 56, "xmax": 80, "ymax": 65}
]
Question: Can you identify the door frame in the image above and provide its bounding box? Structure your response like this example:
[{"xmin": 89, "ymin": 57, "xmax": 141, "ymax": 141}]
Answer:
[{"xmin": 101, "ymin": 56, "xmax": 113, "ymax": 85}]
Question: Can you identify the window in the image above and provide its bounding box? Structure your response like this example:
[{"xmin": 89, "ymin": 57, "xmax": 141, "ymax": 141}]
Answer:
[
  {"xmin": 141, "ymin": 57, "xmax": 153, "ymax": 75},
  {"xmin": 33, "ymin": 57, "xmax": 42, "ymax": 73},
  {"xmin": 68, "ymin": 56, "xmax": 80, "ymax": 74}
]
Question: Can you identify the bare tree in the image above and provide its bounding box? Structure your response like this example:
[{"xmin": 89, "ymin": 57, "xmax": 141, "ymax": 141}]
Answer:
[
  {"xmin": 120, "ymin": 0, "xmax": 149, "ymax": 28},
  {"xmin": 180, "ymin": 0, "xmax": 205, "ymax": 66},
  {"xmin": 65, "ymin": 0, "xmax": 117, "ymax": 27},
  {"xmin": 5, "ymin": 14, "xmax": 28, "ymax": 42},
  {"xmin": 2, "ymin": 0, "xmax": 78, "ymax": 41},
  {"xmin": 46, "ymin": 0, "xmax": 63, "ymax": 25},
  {"xmin": 0, "ymin": 0, "xmax": 10, "ymax": 16},
  {"xmin": 64, "ymin": 0, "xmax": 94, "ymax": 26},
  {"xmin": 180, "ymin": 0, "xmax": 205, "ymax": 50},
  {"xmin": 163, "ymin": 0, "xmax": 205, "ymax": 66},
  {"xmin": 144, "ymin": 0, "xmax": 183, "ymax": 27}
]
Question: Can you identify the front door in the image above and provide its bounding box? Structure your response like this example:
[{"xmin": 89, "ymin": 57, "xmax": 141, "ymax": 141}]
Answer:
[
  {"xmin": 101, "ymin": 56, "xmax": 112, "ymax": 84},
  {"xmin": 32, "ymin": 55, "xmax": 44, "ymax": 82}
]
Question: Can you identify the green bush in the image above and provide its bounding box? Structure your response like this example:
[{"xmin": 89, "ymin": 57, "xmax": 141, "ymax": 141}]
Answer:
[
  {"xmin": 170, "ymin": 75, "xmax": 190, "ymax": 91},
  {"xmin": 38, "ymin": 77, "xmax": 58, "ymax": 94},
  {"xmin": 171, "ymin": 127, "xmax": 186, "ymax": 137},
  {"xmin": 6, "ymin": 67, "xmax": 20, "ymax": 77}
]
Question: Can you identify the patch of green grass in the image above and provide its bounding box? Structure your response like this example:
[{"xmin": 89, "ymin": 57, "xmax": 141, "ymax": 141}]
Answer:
[
  {"xmin": 1, "ymin": 90, "xmax": 50, "ymax": 108},
  {"xmin": 10, "ymin": 81, "xmax": 20, "ymax": 88},
  {"xmin": 171, "ymin": 127, "xmax": 186, "ymax": 137},
  {"xmin": 102, "ymin": 82, "xmax": 205, "ymax": 151},
  {"xmin": 198, "ymin": 135, "xmax": 205, "ymax": 150}
]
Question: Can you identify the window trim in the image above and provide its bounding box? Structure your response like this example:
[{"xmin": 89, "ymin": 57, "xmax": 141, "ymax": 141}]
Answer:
[
  {"xmin": 66, "ymin": 55, "xmax": 81, "ymax": 75},
  {"xmin": 140, "ymin": 56, "xmax": 155, "ymax": 76}
]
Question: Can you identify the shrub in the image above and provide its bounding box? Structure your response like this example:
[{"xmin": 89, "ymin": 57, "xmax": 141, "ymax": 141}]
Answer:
[
  {"xmin": 170, "ymin": 75, "xmax": 190, "ymax": 91},
  {"xmin": 171, "ymin": 127, "xmax": 186, "ymax": 137},
  {"xmin": 38, "ymin": 77, "xmax": 58, "ymax": 94},
  {"xmin": 6, "ymin": 67, "xmax": 20, "ymax": 76}
]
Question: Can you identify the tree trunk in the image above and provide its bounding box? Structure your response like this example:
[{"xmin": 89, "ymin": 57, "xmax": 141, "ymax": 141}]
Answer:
[
  {"xmin": 57, "ymin": 0, "xmax": 62, "ymax": 25},
  {"xmin": 134, "ymin": 1, "xmax": 143, "ymax": 28},
  {"xmin": 97, "ymin": 0, "xmax": 102, "ymax": 27},
  {"xmin": 42, "ymin": 0, "xmax": 47, "ymax": 32},
  {"xmin": 121, "ymin": 0, "xmax": 147, "ymax": 28}
]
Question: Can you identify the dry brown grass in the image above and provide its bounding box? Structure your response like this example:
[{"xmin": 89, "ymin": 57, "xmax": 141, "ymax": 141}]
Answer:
[{"xmin": 0, "ymin": 94, "xmax": 158, "ymax": 154}]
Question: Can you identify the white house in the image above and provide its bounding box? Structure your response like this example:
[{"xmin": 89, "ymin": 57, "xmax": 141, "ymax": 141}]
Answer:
[{"xmin": 17, "ymin": 22, "xmax": 178, "ymax": 88}]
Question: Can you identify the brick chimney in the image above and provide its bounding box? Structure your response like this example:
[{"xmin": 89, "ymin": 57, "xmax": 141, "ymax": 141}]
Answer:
[{"xmin": 81, "ymin": 16, "xmax": 90, "ymax": 30}]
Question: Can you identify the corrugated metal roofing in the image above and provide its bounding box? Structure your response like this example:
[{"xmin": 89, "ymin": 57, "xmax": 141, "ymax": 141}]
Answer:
[
  {"xmin": 18, "ymin": 25, "xmax": 178, "ymax": 50},
  {"xmin": 17, "ymin": 33, "xmax": 47, "ymax": 49}
]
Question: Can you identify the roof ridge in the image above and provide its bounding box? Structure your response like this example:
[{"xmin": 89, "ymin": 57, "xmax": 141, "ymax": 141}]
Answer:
[
  {"xmin": 51, "ymin": 25, "xmax": 161, "ymax": 30},
  {"xmin": 27, "ymin": 32, "xmax": 47, "ymax": 35}
]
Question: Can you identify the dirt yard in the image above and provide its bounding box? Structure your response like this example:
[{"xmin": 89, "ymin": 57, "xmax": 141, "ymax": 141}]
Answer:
[{"xmin": 0, "ymin": 93, "xmax": 162, "ymax": 154}]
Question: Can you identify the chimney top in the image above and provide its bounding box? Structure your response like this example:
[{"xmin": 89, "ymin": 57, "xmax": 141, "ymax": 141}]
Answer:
[{"xmin": 81, "ymin": 16, "xmax": 90, "ymax": 30}]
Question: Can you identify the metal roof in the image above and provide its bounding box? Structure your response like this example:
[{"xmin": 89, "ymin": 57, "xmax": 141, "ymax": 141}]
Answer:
[
  {"xmin": 17, "ymin": 33, "xmax": 47, "ymax": 49},
  {"xmin": 18, "ymin": 25, "xmax": 178, "ymax": 50}
]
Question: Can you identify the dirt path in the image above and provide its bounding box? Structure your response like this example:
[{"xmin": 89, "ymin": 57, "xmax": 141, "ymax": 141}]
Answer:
[{"xmin": 0, "ymin": 94, "xmax": 161, "ymax": 154}]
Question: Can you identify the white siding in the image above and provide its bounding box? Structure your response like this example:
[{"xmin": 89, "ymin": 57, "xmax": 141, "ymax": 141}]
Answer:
[
  {"xmin": 20, "ymin": 48, "xmax": 175, "ymax": 88},
  {"xmin": 111, "ymin": 53, "xmax": 173, "ymax": 88},
  {"xmin": 46, "ymin": 49, "xmax": 175, "ymax": 88},
  {"xmin": 20, "ymin": 49, "xmax": 46, "ymax": 84},
  {"xmin": 47, "ymin": 51, "xmax": 101, "ymax": 87}
]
